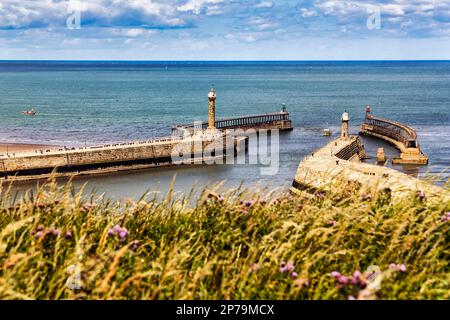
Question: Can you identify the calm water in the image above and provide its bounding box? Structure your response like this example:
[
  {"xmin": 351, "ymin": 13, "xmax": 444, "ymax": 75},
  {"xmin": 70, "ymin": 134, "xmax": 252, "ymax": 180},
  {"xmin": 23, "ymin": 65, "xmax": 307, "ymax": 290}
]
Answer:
[{"xmin": 0, "ymin": 61, "xmax": 449, "ymax": 199}]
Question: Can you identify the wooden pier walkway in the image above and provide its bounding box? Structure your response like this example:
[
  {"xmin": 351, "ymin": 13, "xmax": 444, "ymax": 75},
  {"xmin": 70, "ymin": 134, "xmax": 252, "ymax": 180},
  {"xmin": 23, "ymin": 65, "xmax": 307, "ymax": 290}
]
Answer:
[
  {"xmin": 173, "ymin": 111, "xmax": 293, "ymax": 134},
  {"xmin": 360, "ymin": 113, "xmax": 429, "ymax": 164}
]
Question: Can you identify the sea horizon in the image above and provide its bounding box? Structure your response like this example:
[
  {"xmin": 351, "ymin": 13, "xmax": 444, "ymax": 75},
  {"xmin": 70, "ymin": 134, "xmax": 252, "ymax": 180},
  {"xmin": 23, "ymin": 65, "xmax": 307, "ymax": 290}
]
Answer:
[{"xmin": 1, "ymin": 59, "xmax": 450, "ymax": 63}]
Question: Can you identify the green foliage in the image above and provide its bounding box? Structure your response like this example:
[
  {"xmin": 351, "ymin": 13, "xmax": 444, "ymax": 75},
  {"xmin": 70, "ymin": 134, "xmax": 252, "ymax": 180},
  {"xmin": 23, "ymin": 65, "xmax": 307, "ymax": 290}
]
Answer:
[{"xmin": 0, "ymin": 179, "xmax": 449, "ymax": 300}]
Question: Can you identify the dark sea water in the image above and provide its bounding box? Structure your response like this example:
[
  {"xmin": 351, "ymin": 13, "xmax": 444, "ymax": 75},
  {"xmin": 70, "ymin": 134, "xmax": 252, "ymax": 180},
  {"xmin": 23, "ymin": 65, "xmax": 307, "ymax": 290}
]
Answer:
[{"xmin": 0, "ymin": 61, "xmax": 449, "ymax": 199}]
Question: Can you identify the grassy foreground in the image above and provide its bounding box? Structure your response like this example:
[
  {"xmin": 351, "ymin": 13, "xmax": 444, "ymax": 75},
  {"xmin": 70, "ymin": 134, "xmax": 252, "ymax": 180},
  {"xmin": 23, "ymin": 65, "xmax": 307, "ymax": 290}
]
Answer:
[{"xmin": 0, "ymin": 179, "xmax": 449, "ymax": 300}]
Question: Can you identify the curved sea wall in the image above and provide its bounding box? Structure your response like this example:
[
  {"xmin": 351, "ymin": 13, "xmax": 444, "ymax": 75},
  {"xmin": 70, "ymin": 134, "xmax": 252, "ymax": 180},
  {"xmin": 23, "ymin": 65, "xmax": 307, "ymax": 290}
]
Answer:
[
  {"xmin": 291, "ymin": 136, "xmax": 447, "ymax": 201},
  {"xmin": 360, "ymin": 114, "xmax": 428, "ymax": 164}
]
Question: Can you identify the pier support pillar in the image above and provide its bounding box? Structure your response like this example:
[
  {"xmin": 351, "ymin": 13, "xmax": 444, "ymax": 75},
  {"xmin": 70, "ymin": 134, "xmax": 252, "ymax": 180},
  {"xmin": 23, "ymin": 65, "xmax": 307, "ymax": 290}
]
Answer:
[{"xmin": 377, "ymin": 147, "xmax": 386, "ymax": 164}]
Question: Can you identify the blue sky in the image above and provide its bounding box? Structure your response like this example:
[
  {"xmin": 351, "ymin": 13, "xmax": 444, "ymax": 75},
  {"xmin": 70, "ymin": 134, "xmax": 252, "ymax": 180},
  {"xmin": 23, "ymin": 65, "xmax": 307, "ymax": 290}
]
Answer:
[{"xmin": 0, "ymin": 0, "xmax": 449, "ymax": 60}]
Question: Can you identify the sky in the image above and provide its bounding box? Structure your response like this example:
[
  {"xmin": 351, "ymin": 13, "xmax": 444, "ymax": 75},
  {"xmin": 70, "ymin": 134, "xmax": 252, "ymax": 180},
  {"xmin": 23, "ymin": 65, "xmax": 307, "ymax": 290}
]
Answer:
[{"xmin": 0, "ymin": 0, "xmax": 449, "ymax": 60}]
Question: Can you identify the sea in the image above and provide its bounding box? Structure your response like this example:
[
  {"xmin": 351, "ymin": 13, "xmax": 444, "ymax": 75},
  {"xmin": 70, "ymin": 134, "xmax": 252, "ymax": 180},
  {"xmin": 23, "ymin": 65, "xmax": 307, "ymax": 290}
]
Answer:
[{"xmin": 0, "ymin": 61, "xmax": 449, "ymax": 200}]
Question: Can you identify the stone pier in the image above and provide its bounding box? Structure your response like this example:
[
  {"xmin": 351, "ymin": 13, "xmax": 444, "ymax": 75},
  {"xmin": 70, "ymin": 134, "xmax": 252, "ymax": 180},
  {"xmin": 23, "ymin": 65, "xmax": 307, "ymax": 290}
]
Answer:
[
  {"xmin": 0, "ymin": 133, "xmax": 245, "ymax": 182},
  {"xmin": 291, "ymin": 113, "xmax": 447, "ymax": 201},
  {"xmin": 360, "ymin": 113, "xmax": 429, "ymax": 165}
]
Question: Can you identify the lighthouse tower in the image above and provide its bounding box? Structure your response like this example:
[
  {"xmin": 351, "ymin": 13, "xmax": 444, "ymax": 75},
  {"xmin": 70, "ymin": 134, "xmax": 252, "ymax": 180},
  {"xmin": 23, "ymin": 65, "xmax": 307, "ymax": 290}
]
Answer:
[
  {"xmin": 341, "ymin": 111, "xmax": 350, "ymax": 140},
  {"xmin": 208, "ymin": 87, "xmax": 216, "ymax": 130}
]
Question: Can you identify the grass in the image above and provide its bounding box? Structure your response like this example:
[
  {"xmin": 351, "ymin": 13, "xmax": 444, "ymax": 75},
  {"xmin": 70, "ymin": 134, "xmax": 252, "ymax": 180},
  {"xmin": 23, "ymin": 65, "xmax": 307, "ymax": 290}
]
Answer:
[{"xmin": 0, "ymin": 177, "xmax": 449, "ymax": 300}]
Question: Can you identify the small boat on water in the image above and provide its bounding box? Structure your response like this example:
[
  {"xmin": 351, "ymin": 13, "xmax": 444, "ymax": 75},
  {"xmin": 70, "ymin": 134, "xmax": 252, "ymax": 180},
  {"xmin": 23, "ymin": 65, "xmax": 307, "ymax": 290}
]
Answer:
[
  {"xmin": 322, "ymin": 128, "xmax": 331, "ymax": 136},
  {"xmin": 22, "ymin": 108, "xmax": 37, "ymax": 116}
]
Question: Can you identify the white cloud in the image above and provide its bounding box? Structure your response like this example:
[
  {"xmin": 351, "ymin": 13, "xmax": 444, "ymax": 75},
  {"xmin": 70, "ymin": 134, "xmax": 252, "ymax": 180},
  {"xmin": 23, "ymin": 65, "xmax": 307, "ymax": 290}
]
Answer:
[
  {"xmin": 177, "ymin": 0, "xmax": 224, "ymax": 15},
  {"xmin": 255, "ymin": 1, "xmax": 273, "ymax": 9},
  {"xmin": 312, "ymin": 0, "xmax": 450, "ymax": 35},
  {"xmin": 300, "ymin": 8, "xmax": 318, "ymax": 18},
  {"xmin": 110, "ymin": 28, "xmax": 156, "ymax": 37},
  {"xmin": 313, "ymin": 0, "xmax": 443, "ymax": 19},
  {"xmin": 248, "ymin": 16, "xmax": 277, "ymax": 30},
  {"xmin": 0, "ymin": 0, "xmax": 186, "ymax": 29},
  {"xmin": 225, "ymin": 32, "xmax": 258, "ymax": 42}
]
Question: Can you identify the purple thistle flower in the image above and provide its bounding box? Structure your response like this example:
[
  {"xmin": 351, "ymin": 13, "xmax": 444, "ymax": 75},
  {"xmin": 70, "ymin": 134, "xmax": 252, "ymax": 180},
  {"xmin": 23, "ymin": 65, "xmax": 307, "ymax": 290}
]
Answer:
[
  {"xmin": 316, "ymin": 192, "xmax": 325, "ymax": 199},
  {"xmin": 65, "ymin": 231, "xmax": 73, "ymax": 239},
  {"xmin": 419, "ymin": 191, "xmax": 425, "ymax": 200},
  {"xmin": 279, "ymin": 261, "xmax": 288, "ymax": 273},
  {"xmin": 361, "ymin": 193, "xmax": 372, "ymax": 201},
  {"xmin": 113, "ymin": 225, "xmax": 122, "ymax": 233},
  {"xmin": 244, "ymin": 200, "xmax": 255, "ymax": 207},
  {"xmin": 130, "ymin": 240, "xmax": 140, "ymax": 251},
  {"xmin": 286, "ymin": 261, "xmax": 295, "ymax": 272},
  {"xmin": 331, "ymin": 271, "xmax": 341, "ymax": 279},
  {"xmin": 441, "ymin": 212, "xmax": 450, "ymax": 222},
  {"xmin": 291, "ymin": 272, "xmax": 298, "ymax": 279},
  {"xmin": 119, "ymin": 228, "xmax": 129, "ymax": 239},
  {"xmin": 389, "ymin": 263, "xmax": 407, "ymax": 272},
  {"xmin": 34, "ymin": 231, "xmax": 44, "ymax": 239},
  {"xmin": 327, "ymin": 220, "xmax": 337, "ymax": 227},
  {"xmin": 348, "ymin": 296, "xmax": 356, "ymax": 300},
  {"xmin": 359, "ymin": 278, "xmax": 367, "ymax": 289},
  {"xmin": 339, "ymin": 276, "xmax": 349, "ymax": 285},
  {"xmin": 107, "ymin": 229, "xmax": 115, "ymax": 237},
  {"xmin": 46, "ymin": 227, "xmax": 60, "ymax": 238}
]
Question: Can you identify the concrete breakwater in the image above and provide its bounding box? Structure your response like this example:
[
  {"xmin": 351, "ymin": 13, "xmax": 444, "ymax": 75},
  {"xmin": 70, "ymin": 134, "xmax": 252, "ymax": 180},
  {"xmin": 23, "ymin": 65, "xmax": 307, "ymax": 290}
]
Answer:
[
  {"xmin": 291, "ymin": 136, "xmax": 445, "ymax": 200},
  {"xmin": 291, "ymin": 113, "xmax": 447, "ymax": 201},
  {"xmin": 0, "ymin": 134, "xmax": 246, "ymax": 181},
  {"xmin": 360, "ymin": 112, "xmax": 428, "ymax": 165}
]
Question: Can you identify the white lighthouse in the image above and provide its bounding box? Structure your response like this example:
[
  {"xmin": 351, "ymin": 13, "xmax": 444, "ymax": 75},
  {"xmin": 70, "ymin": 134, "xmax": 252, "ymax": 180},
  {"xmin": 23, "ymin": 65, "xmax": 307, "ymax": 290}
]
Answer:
[
  {"xmin": 208, "ymin": 87, "xmax": 216, "ymax": 131},
  {"xmin": 341, "ymin": 111, "xmax": 350, "ymax": 140}
]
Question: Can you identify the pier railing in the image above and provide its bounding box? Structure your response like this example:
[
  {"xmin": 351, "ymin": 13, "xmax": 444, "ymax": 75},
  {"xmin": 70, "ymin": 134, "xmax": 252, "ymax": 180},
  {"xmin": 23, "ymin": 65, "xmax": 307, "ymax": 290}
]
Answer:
[
  {"xmin": 360, "ymin": 113, "xmax": 428, "ymax": 164},
  {"xmin": 363, "ymin": 115, "xmax": 418, "ymax": 148},
  {"xmin": 175, "ymin": 112, "xmax": 291, "ymax": 130}
]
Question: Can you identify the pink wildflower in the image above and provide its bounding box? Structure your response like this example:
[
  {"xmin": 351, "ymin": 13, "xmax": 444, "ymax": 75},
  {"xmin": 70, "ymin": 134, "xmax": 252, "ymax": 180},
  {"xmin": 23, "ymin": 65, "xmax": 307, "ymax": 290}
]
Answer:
[
  {"xmin": 331, "ymin": 271, "xmax": 341, "ymax": 279},
  {"xmin": 286, "ymin": 261, "xmax": 295, "ymax": 272},
  {"xmin": 34, "ymin": 231, "xmax": 44, "ymax": 239},
  {"xmin": 279, "ymin": 261, "xmax": 288, "ymax": 273}
]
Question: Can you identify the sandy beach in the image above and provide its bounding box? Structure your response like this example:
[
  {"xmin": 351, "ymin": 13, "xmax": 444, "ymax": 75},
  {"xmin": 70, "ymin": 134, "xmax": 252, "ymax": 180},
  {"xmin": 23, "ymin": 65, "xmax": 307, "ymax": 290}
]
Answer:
[{"xmin": 0, "ymin": 142, "xmax": 56, "ymax": 154}]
